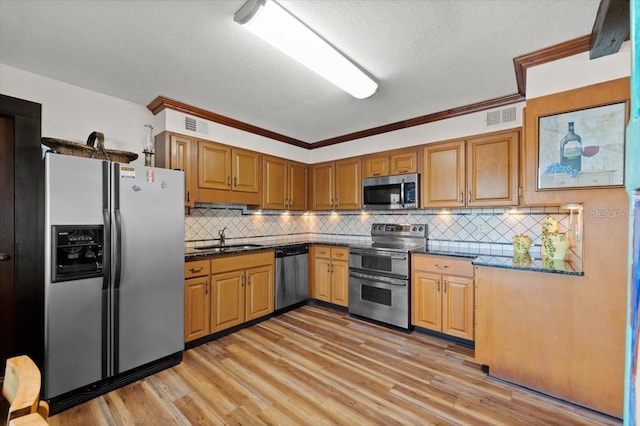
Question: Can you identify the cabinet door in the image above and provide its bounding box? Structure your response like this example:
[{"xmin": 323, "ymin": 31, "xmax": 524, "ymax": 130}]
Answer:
[
  {"xmin": 211, "ymin": 270, "xmax": 245, "ymax": 333},
  {"xmin": 199, "ymin": 141, "xmax": 231, "ymax": 190},
  {"xmin": 467, "ymin": 131, "xmax": 519, "ymax": 206},
  {"xmin": 363, "ymin": 155, "xmax": 389, "ymax": 178},
  {"xmin": 288, "ymin": 161, "xmax": 308, "ymax": 211},
  {"xmin": 313, "ymin": 257, "xmax": 332, "ymax": 302},
  {"xmin": 442, "ymin": 276, "xmax": 474, "ymax": 340},
  {"xmin": 330, "ymin": 260, "xmax": 349, "ymax": 307},
  {"xmin": 246, "ymin": 264, "xmax": 274, "ymax": 321},
  {"xmin": 312, "ymin": 162, "xmax": 335, "ymax": 210},
  {"xmin": 422, "ymin": 141, "xmax": 465, "ymax": 208},
  {"xmin": 411, "ymin": 271, "xmax": 442, "ymax": 331},
  {"xmin": 169, "ymin": 134, "xmax": 195, "ymax": 207},
  {"xmin": 390, "ymin": 152, "xmax": 417, "ymax": 175},
  {"xmin": 232, "ymin": 148, "xmax": 260, "ymax": 193},
  {"xmin": 263, "ymin": 155, "xmax": 288, "ymax": 209},
  {"xmin": 335, "ymin": 158, "xmax": 361, "ymax": 210},
  {"xmin": 184, "ymin": 277, "xmax": 210, "ymax": 342}
]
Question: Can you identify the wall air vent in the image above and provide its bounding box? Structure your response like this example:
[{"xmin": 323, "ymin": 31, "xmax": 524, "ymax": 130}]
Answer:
[
  {"xmin": 185, "ymin": 116, "xmax": 197, "ymax": 132},
  {"xmin": 183, "ymin": 116, "xmax": 209, "ymax": 135},
  {"xmin": 485, "ymin": 110, "xmax": 501, "ymax": 127},
  {"xmin": 485, "ymin": 106, "xmax": 517, "ymax": 128}
]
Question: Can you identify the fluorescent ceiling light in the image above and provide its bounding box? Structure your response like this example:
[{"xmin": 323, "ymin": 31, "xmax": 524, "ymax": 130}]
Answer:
[{"xmin": 234, "ymin": 0, "xmax": 378, "ymax": 99}]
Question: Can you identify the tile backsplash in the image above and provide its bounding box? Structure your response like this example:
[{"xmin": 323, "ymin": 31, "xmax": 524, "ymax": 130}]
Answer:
[{"xmin": 185, "ymin": 205, "xmax": 579, "ymax": 258}]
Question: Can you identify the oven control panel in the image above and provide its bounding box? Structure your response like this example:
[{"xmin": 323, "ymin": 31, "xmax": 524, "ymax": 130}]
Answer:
[{"xmin": 371, "ymin": 223, "xmax": 426, "ymax": 237}]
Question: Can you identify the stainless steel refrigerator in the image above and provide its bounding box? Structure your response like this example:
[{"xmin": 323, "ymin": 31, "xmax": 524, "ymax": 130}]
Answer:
[{"xmin": 43, "ymin": 153, "xmax": 184, "ymax": 411}]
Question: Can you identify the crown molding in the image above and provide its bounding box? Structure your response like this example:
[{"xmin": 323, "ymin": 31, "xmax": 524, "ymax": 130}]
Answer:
[
  {"xmin": 513, "ymin": 35, "xmax": 591, "ymax": 96},
  {"xmin": 147, "ymin": 96, "xmax": 309, "ymax": 149},
  {"xmin": 149, "ymin": 34, "xmax": 594, "ymax": 150}
]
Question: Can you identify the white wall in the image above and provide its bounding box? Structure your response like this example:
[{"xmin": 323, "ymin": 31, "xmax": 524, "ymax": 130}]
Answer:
[
  {"xmin": 527, "ymin": 41, "xmax": 631, "ymax": 99},
  {"xmin": 0, "ymin": 64, "xmax": 154, "ymax": 165}
]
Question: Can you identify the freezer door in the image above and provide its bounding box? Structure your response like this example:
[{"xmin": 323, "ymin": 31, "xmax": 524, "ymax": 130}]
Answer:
[
  {"xmin": 43, "ymin": 154, "xmax": 108, "ymax": 399},
  {"xmin": 112, "ymin": 164, "xmax": 184, "ymax": 374}
]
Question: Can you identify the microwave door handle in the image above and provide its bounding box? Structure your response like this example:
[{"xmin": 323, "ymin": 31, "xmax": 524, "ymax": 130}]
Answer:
[{"xmin": 400, "ymin": 179, "xmax": 405, "ymax": 207}]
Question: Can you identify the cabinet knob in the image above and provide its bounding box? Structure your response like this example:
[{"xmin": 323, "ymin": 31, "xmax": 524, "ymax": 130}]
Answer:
[
  {"xmin": 0, "ymin": 253, "xmax": 10, "ymax": 261},
  {"xmin": 468, "ymin": 190, "xmax": 472, "ymax": 203},
  {"xmin": 459, "ymin": 192, "xmax": 464, "ymax": 204}
]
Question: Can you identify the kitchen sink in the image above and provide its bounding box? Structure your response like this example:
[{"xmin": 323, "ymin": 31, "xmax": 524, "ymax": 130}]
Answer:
[{"xmin": 194, "ymin": 243, "xmax": 262, "ymax": 251}]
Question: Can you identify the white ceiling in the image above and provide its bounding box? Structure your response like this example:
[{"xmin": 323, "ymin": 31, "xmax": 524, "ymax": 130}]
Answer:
[{"xmin": 0, "ymin": 0, "xmax": 600, "ymax": 144}]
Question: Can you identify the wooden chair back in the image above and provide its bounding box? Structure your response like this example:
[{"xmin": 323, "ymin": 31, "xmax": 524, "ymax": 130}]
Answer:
[{"xmin": 1, "ymin": 356, "xmax": 49, "ymax": 426}]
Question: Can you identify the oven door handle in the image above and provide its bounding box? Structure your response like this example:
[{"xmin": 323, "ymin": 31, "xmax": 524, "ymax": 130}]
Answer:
[
  {"xmin": 350, "ymin": 271, "xmax": 407, "ymax": 286},
  {"xmin": 400, "ymin": 178, "xmax": 405, "ymax": 207}
]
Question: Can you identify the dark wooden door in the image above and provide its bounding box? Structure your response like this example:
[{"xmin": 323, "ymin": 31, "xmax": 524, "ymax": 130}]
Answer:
[
  {"xmin": 0, "ymin": 94, "xmax": 43, "ymax": 371},
  {"xmin": 0, "ymin": 116, "xmax": 16, "ymax": 367}
]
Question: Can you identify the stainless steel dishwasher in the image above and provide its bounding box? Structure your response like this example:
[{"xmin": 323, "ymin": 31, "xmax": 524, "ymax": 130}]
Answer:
[{"xmin": 275, "ymin": 244, "xmax": 309, "ymax": 311}]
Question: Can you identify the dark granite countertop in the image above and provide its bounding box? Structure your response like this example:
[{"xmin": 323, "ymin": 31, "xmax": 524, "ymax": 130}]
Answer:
[
  {"xmin": 186, "ymin": 238, "xmax": 583, "ymax": 276},
  {"xmin": 411, "ymin": 246, "xmax": 583, "ymax": 276},
  {"xmin": 184, "ymin": 238, "xmax": 357, "ymax": 260}
]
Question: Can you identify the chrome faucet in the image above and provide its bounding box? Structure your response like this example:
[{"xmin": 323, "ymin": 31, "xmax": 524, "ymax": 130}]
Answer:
[{"xmin": 218, "ymin": 227, "xmax": 227, "ymax": 246}]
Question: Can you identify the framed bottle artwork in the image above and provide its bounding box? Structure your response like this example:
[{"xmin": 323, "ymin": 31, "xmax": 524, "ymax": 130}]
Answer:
[{"xmin": 537, "ymin": 101, "xmax": 628, "ymax": 190}]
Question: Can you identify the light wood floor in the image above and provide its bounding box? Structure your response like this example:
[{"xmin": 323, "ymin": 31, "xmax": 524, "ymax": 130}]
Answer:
[{"xmin": 49, "ymin": 305, "xmax": 621, "ymax": 425}]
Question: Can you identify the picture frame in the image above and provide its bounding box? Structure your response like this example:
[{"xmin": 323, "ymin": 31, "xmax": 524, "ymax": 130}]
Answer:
[{"xmin": 537, "ymin": 101, "xmax": 627, "ymax": 190}]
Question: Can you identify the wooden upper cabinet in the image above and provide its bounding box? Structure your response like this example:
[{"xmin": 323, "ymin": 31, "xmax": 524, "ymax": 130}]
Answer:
[
  {"xmin": 263, "ymin": 155, "xmax": 288, "ymax": 209},
  {"xmin": 288, "ymin": 160, "xmax": 308, "ymax": 210},
  {"xmin": 263, "ymin": 155, "xmax": 308, "ymax": 210},
  {"xmin": 232, "ymin": 147, "xmax": 260, "ymax": 193},
  {"xmin": 154, "ymin": 132, "xmax": 196, "ymax": 208},
  {"xmin": 422, "ymin": 130, "xmax": 519, "ymax": 208},
  {"xmin": 198, "ymin": 141, "xmax": 231, "ymax": 190},
  {"xmin": 311, "ymin": 162, "xmax": 335, "ymax": 210},
  {"xmin": 390, "ymin": 151, "xmax": 418, "ymax": 175},
  {"xmin": 422, "ymin": 140, "xmax": 466, "ymax": 208},
  {"xmin": 363, "ymin": 150, "xmax": 417, "ymax": 178},
  {"xmin": 334, "ymin": 158, "xmax": 361, "ymax": 210},
  {"xmin": 466, "ymin": 130, "xmax": 519, "ymax": 207},
  {"xmin": 197, "ymin": 140, "xmax": 261, "ymax": 205},
  {"xmin": 363, "ymin": 155, "xmax": 389, "ymax": 178}
]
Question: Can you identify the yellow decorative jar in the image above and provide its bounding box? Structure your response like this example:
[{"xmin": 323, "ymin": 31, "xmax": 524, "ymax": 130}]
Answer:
[
  {"xmin": 543, "ymin": 231, "xmax": 569, "ymax": 260},
  {"xmin": 541, "ymin": 216, "xmax": 558, "ymax": 257},
  {"xmin": 513, "ymin": 253, "xmax": 532, "ymax": 267},
  {"xmin": 512, "ymin": 234, "xmax": 531, "ymax": 254}
]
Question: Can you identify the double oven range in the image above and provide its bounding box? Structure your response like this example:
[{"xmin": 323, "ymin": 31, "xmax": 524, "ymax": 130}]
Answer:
[{"xmin": 348, "ymin": 223, "xmax": 427, "ymax": 329}]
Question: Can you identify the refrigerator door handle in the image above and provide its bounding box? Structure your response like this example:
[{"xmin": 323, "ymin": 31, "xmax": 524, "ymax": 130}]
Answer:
[
  {"xmin": 101, "ymin": 207, "xmax": 110, "ymax": 379},
  {"xmin": 114, "ymin": 209, "xmax": 122, "ymax": 290},
  {"xmin": 101, "ymin": 161, "xmax": 110, "ymax": 379}
]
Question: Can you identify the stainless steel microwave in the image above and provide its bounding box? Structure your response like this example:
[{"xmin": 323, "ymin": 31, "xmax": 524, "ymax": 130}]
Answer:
[{"xmin": 362, "ymin": 173, "xmax": 419, "ymax": 210}]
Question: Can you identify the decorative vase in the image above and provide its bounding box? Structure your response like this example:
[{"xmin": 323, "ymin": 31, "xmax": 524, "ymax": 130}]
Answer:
[
  {"xmin": 513, "ymin": 234, "xmax": 531, "ymax": 254},
  {"xmin": 543, "ymin": 231, "xmax": 569, "ymax": 260},
  {"xmin": 541, "ymin": 216, "xmax": 558, "ymax": 257},
  {"xmin": 542, "ymin": 257, "xmax": 567, "ymax": 270},
  {"xmin": 513, "ymin": 253, "xmax": 531, "ymax": 267}
]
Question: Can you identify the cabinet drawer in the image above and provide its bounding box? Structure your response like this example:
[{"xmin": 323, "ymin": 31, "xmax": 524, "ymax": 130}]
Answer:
[
  {"xmin": 185, "ymin": 259, "xmax": 210, "ymax": 279},
  {"xmin": 211, "ymin": 250, "xmax": 274, "ymax": 273},
  {"xmin": 412, "ymin": 254, "xmax": 474, "ymax": 278},
  {"xmin": 314, "ymin": 246, "xmax": 331, "ymax": 259},
  {"xmin": 331, "ymin": 247, "xmax": 349, "ymax": 260}
]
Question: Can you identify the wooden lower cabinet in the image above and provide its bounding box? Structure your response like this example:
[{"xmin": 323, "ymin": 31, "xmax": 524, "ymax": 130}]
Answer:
[
  {"xmin": 184, "ymin": 259, "xmax": 211, "ymax": 342},
  {"xmin": 411, "ymin": 254, "xmax": 475, "ymax": 341},
  {"xmin": 184, "ymin": 251, "xmax": 274, "ymax": 342},
  {"xmin": 310, "ymin": 245, "xmax": 349, "ymax": 307},
  {"xmin": 211, "ymin": 251, "xmax": 274, "ymax": 333}
]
